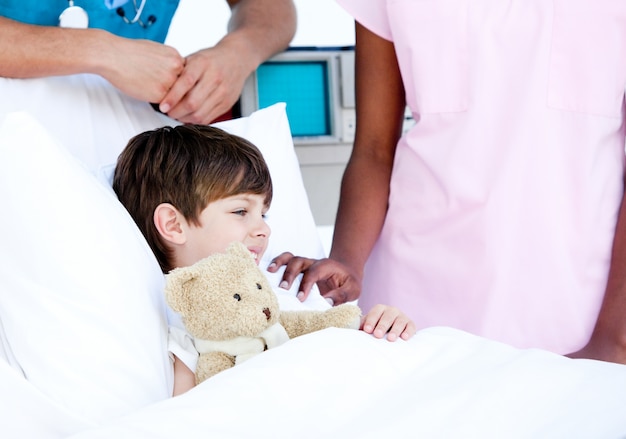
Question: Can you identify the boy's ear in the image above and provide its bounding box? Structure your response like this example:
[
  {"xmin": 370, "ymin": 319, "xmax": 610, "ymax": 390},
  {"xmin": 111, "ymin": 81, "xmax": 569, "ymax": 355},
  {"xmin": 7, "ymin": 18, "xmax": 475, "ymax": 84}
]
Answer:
[{"xmin": 154, "ymin": 203, "xmax": 186, "ymax": 245}]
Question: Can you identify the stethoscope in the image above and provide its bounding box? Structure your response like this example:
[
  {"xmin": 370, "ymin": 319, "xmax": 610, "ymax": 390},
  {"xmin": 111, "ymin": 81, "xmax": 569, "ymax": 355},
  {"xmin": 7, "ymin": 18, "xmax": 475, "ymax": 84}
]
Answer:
[
  {"xmin": 116, "ymin": 0, "xmax": 157, "ymax": 28},
  {"xmin": 59, "ymin": 0, "xmax": 155, "ymax": 29}
]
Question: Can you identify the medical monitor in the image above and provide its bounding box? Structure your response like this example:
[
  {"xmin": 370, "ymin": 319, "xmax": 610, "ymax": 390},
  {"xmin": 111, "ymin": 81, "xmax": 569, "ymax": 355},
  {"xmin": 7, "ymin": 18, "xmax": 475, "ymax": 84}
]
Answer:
[{"xmin": 239, "ymin": 47, "xmax": 355, "ymax": 145}]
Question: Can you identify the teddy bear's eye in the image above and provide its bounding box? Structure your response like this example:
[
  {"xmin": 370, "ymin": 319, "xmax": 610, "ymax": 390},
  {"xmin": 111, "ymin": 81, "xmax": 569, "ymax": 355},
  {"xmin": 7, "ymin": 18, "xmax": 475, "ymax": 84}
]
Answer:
[
  {"xmin": 233, "ymin": 293, "xmax": 241, "ymax": 301},
  {"xmin": 256, "ymin": 283, "xmax": 262, "ymax": 290}
]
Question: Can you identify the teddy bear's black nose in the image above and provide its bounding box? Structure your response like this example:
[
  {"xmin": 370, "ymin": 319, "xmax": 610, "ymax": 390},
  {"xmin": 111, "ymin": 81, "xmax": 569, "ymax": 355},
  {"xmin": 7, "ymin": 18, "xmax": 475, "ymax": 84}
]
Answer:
[{"xmin": 263, "ymin": 307, "xmax": 271, "ymax": 320}]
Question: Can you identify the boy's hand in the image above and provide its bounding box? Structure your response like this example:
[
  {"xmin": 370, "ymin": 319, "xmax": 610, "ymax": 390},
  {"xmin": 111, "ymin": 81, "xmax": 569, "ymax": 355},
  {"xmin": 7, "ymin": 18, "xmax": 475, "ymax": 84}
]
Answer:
[{"xmin": 360, "ymin": 304, "xmax": 416, "ymax": 342}]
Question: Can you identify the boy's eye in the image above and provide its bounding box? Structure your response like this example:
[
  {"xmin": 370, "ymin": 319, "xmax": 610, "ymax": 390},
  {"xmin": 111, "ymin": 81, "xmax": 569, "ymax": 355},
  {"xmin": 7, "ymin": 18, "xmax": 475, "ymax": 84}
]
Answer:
[{"xmin": 233, "ymin": 209, "xmax": 246, "ymax": 216}]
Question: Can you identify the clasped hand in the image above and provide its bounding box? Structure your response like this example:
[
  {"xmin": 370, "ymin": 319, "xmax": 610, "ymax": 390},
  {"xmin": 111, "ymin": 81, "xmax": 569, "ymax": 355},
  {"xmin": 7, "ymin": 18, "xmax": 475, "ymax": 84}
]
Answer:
[{"xmin": 104, "ymin": 37, "xmax": 248, "ymax": 124}]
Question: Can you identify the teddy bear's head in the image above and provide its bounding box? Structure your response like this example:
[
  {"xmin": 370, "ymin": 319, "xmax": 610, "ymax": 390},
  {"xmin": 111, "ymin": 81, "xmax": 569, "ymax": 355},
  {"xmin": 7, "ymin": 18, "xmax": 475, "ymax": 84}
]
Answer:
[{"xmin": 165, "ymin": 242, "xmax": 280, "ymax": 341}]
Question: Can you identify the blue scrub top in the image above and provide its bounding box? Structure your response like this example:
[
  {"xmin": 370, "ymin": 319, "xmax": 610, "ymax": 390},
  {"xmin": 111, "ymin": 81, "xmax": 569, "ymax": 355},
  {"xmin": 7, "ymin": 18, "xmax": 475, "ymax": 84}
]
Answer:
[{"xmin": 0, "ymin": 0, "xmax": 180, "ymax": 43}]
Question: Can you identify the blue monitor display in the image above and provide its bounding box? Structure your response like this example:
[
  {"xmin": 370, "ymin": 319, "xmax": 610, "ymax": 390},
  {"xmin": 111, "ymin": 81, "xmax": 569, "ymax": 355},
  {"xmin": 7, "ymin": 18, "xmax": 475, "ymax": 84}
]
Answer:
[{"xmin": 256, "ymin": 61, "xmax": 331, "ymax": 137}]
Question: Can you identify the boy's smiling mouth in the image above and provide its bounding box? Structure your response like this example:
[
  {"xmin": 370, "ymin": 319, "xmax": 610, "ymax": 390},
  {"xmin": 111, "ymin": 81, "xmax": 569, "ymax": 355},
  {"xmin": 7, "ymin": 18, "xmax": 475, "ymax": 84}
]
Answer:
[{"xmin": 248, "ymin": 249, "xmax": 260, "ymax": 264}]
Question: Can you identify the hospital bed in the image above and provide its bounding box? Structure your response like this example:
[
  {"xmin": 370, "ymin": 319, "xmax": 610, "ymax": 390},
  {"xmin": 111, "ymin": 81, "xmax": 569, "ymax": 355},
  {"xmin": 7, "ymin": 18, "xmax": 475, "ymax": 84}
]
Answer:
[{"xmin": 1, "ymin": 75, "xmax": 626, "ymax": 439}]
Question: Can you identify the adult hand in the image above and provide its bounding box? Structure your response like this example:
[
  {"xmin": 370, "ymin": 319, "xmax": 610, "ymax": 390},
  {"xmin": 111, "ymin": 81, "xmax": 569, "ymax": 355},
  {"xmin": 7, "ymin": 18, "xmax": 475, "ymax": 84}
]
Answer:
[
  {"xmin": 100, "ymin": 35, "xmax": 185, "ymax": 104},
  {"xmin": 158, "ymin": 44, "xmax": 250, "ymax": 124},
  {"xmin": 267, "ymin": 253, "xmax": 362, "ymax": 305}
]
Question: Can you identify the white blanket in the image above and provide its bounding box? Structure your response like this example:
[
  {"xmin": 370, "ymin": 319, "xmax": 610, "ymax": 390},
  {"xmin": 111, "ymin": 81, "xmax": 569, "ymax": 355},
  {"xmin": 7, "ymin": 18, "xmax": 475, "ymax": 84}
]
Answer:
[{"xmin": 3, "ymin": 328, "xmax": 625, "ymax": 439}]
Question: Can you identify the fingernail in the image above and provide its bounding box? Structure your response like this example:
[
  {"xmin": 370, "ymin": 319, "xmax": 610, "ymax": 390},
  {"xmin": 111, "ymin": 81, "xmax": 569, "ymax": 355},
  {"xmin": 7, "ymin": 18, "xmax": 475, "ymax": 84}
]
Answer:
[
  {"xmin": 279, "ymin": 280, "xmax": 289, "ymax": 290},
  {"xmin": 325, "ymin": 297, "xmax": 334, "ymax": 306},
  {"xmin": 297, "ymin": 291, "xmax": 305, "ymax": 300},
  {"xmin": 268, "ymin": 262, "xmax": 276, "ymax": 269},
  {"xmin": 159, "ymin": 103, "xmax": 170, "ymax": 113}
]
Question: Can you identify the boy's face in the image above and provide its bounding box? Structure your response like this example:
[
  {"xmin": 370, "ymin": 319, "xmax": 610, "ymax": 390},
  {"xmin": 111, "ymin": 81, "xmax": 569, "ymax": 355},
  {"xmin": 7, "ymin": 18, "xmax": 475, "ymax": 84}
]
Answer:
[{"xmin": 177, "ymin": 193, "xmax": 271, "ymax": 268}]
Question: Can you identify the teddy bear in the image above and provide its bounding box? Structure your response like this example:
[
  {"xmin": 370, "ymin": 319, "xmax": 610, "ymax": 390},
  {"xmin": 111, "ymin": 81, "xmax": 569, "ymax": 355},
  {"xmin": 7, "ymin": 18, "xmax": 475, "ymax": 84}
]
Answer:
[{"xmin": 165, "ymin": 241, "xmax": 362, "ymax": 384}]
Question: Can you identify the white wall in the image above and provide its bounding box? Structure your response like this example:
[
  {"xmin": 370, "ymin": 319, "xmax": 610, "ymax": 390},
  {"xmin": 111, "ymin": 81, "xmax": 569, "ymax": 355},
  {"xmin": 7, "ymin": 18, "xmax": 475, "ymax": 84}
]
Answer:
[{"xmin": 165, "ymin": 0, "xmax": 355, "ymax": 55}]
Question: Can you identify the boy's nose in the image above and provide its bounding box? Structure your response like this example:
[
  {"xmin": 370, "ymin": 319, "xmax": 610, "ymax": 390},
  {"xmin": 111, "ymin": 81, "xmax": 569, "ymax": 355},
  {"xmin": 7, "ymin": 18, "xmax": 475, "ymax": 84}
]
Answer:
[{"xmin": 254, "ymin": 217, "xmax": 271, "ymax": 237}]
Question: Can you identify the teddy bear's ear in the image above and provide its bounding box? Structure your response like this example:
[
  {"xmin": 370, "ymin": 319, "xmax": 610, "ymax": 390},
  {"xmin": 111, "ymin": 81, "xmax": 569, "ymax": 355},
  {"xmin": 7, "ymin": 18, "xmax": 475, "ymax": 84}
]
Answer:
[
  {"xmin": 226, "ymin": 241, "xmax": 258, "ymax": 271},
  {"xmin": 226, "ymin": 241, "xmax": 255, "ymax": 262},
  {"xmin": 226, "ymin": 241, "xmax": 261, "ymax": 274},
  {"xmin": 164, "ymin": 265, "xmax": 199, "ymax": 313}
]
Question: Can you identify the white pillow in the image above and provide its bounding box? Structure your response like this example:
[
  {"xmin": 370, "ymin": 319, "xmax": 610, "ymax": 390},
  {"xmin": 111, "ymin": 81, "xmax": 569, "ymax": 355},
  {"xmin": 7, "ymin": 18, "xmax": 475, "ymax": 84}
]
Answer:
[
  {"xmin": 0, "ymin": 83, "xmax": 325, "ymax": 424},
  {"xmin": 0, "ymin": 112, "xmax": 171, "ymax": 423}
]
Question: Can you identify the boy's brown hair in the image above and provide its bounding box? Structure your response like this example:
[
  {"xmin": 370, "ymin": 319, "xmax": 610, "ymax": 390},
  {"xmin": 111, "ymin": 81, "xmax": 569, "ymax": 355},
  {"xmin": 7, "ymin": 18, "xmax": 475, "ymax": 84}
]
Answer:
[{"xmin": 113, "ymin": 124, "xmax": 273, "ymax": 273}]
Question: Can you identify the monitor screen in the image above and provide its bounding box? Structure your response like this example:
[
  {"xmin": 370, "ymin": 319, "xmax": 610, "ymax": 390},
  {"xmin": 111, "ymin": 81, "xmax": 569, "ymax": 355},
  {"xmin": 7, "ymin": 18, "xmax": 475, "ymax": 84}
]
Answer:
[{"xmin": 256, "ymin": 61, "xmax": 331, "ymax": 137}]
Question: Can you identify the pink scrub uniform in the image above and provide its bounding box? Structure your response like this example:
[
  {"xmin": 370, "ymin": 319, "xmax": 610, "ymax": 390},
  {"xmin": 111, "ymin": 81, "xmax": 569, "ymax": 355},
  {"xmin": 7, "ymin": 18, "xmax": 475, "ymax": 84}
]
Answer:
[{"xmin": 338, "ymin": 0, "xmax": 626, "ymax": 353}]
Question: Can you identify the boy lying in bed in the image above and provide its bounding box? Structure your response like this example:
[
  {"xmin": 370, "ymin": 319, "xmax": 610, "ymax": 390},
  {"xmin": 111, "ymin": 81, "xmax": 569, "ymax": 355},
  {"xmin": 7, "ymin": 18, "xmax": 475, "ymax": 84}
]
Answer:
[{"xmin": 112, "ymin": 124, "xmax": 416, "ymax": 395}]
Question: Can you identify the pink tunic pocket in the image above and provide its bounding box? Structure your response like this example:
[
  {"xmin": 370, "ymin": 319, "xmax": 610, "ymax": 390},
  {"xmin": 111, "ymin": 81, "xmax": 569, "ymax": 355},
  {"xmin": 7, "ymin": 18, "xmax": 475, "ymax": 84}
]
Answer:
[{"xmin": 548, "ymin": 0, "xmax": 626, "ymax": 118}]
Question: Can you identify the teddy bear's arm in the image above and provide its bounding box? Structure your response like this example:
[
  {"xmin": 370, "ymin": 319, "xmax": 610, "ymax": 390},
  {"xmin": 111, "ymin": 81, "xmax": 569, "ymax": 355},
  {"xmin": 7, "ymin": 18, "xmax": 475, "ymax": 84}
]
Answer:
[
  {"xmin": 279, "ymin": 303, "xmax": 362, "ymax": 339},
  {"xmin": 196, "ymin": 351, "xmax": 236, "ymax": 384}
]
